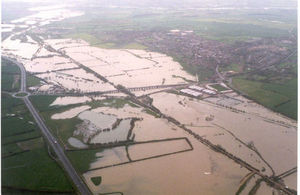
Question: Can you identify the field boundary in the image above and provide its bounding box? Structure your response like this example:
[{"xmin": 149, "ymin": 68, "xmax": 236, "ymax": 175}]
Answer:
[{"xmin": 86, "ymin": 137, "xmax": 193, "ymax": 172}]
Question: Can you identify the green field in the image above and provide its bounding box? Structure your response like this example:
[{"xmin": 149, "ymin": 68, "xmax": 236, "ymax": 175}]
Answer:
[
  {"xmin": 29, "ymin": 96, "xmax": 140, "ymax": 147},
  {"xmin": 87, "ymin": 98, "xmax": 139, "ymax": 109},
  {"xmin": 209, "ymin": 84, "xmax": 229, "ymax": 92},
  {"xmin": 2, "ymin": 148, "xmax": 74, "ymax": 192},
  {"xmin": 29, "ymin": 96, "xmax": 146, "ymax": 176},
  {"xmin": 63, "ymin": 32, "xmax": 148, "ymax": 49},
  {"xmin": 220, "ymin": 63, "xmax": 243, "ymax": 73},
  {"xmin": 15, "ymin": 92, "xmax": 28, "ymax": 97},
  {"xmin": 1, "ymin": 94, "xmax": 74, "ymax": 193},
  {"xmin": 2, "ymin": 58, "xmax": 21, "ymax": 92},
  {"xmin": 2, "ymin": 94, "xmax": 37, "ymax": 139},
  {"xmin": 29, "ymin": 95, "xmax": 84, "ymax": 145},
  {"xmin": 50, "ymin": 7, "xmax": 296, "ymax": 43},
  {"xmin": 232, "ymin": 77, "xmax": 297, "ymax": 119},
  {"xmin": 47, "ymin": 7, "xmax": 297, "ymax": 86},
  {"xmin": 27, "ymin": 74, "xmax": 42, "ymax": 88},
  {"xmin": 91, "ymin": 177, "xmax": 102, "ymax": 186},
  {"xmin": 29, "ymin": 95, "xmax": 58, "ymax": 111},
  {"xmin": 67, "ymin": 149, "xmax": 103, "ymax": 173}
]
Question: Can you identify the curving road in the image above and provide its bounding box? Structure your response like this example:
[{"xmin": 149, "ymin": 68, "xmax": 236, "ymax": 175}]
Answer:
[
  {"xmin": 3, "ymin": 56, "xmax": 27, "ymax": 92},
  {"xmin": 3, "ymin": 56, "xmax": 91, "ymax": 195}
]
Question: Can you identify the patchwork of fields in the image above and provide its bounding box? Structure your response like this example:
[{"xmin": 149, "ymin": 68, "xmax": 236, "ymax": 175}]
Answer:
[
  {"xmin": 1, "ymin": 2, "xmax": 297, "ymax": 195},
  {"xmin": 1, "ymin": 94, "xmax": 74, "ymax": 193}
]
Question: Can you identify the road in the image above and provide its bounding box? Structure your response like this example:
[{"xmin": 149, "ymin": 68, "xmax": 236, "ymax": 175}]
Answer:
[
  {"xmin": 3, "ymin": 56, "xmax": 26, "ymax": 92},
  {"xmin": 3, "ymin": 56, "xmax": 91, "ymax": 195},
  {"xmin": 24, "ymin": 97, "xmax": 91, "ymax": 195},
  {"xmin": 215, "ymin": 65, "xmax": 225, "ymax": 81}
]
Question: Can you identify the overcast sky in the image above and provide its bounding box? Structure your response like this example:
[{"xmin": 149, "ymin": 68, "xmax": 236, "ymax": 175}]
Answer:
[{"xmin": 2, "ymin": 0, "xmax": 297, "ymax": 8}]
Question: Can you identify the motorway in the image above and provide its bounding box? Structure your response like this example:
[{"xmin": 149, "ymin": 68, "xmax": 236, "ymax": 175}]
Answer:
[
  {"xmin": 3, "ymin": 56, "xmax": 26, "ymax": 92},
  {"xmin": 4, "ymin": 56, "xmax": 91, "ymax": 195}
]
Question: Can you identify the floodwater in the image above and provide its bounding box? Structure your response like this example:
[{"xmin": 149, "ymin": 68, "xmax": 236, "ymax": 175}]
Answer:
[
  {"xmin": 90, "ymin": 119, "xmax": 132, "ymax": 144},
  {"xmin": 25, "ymin": 56, "xmax": 77, "ymax": 73},
  {"xmin": 50, "ymin": 96, "xmax": 92, "ymax": 106},
  {"xmin": 36, "ymin": 71, "xmax": 115, "ymax": 93},
  {"xmin": 78, "ymin": 111, "xmax": 117, "ymax": 130},
  {"xmin": 51, "ymin": 105, "xmax": 90, "ymax": 119},
  {"xmin": 83, "ymin": 104, "xmax": 249, "ymax": 195},
  {"xmin": 84, "ymin": 138, "xmax": 249, "ymax": 195},
  {"xmin": 2, "ymin": 6, "xmax": 297, "ymax": 193},
  {"xmin": 220, "ymin": 92, "xmax": 297, "ymax": 126},
  {"xmin": 128, "ymin": 138, "xmax": 191, "ymax": 160},
  {"xmin": 91, "ymin": 105, "xmax": 180, "ymax": 142},
  {"xmin": 2, "ymin": 35, "xmax": 40, "ymax": 59},
  {"xmin": 68, "ymin": 137, "xmax": 88, "ymax": 149},
  {"xmin": 49, "ymin": 39, "xmax": 196, "ymax": 88},
  {"xmin": 37, "ymin": 84, "xmax": 54, "ymax": 92},
  {"xmin": 150, "ymin": 92, "xmax": 297, "ymax": 177},
  {"xmin": 283, "ymin": 172, "xmax": 297, "ymax": 190},
  {"xmin": 90, "ymin": 146, "xmax": 128, "ymax": 170}
]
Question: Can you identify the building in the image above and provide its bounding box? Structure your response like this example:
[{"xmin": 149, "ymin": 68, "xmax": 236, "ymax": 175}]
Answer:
[
  {"xmin": 189, "ymin": 85, "xmax": 205, "ymax": 92},
  {"xmin": 202, "ymin": 89, "xmax": 216, "ymax": 95},
  {"xmin": 180, "ymin": 89, "xmax": 203, "ymax": 97}
]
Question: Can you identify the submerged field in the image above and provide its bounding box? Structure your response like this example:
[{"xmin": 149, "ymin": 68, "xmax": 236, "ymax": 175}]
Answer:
[
  {"xmin": 42, "ymin": 7, "xmax": 297, "ymax": 121},
  {"xmin": 1, "ymin": 3, "xmax": 298, "ymax": 195}
]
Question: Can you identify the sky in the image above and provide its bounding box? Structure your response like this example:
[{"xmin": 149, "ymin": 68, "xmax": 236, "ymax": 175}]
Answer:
[{"xmin": 2, "ymin": 0, "xmax": 298, "ymax": 8}]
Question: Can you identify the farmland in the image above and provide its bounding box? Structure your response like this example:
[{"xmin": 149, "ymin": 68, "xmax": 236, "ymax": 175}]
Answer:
[
  {"xmin": 41, "ymin": 6, "xmax": 297, "ymax": 117},
  {"xmin": 232, "ymin": 77, "xmax": 297, "ymax": 119},
  {"xmin": 1, "ymin": 94, "xmax": 74, "ymax": 193},
  {"xmin": 1, "ymin": 1, "xmax": 297, "ymax": 195},
  {"xmin": 2, "ymin": 58, "xmax": 21, "ymax": 92}
]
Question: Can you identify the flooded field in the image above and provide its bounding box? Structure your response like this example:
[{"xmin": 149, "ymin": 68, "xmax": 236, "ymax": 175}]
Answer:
[
  {"xmin": 40, "ymin": 39, "xmax": 195, "ymax": 89},
  {"xmin": 151, "ymin": 92, "xmax": 297, "ymax": 177},
  {"xmin": 128, "ymin": 138, "xmax": 191, "ymax": 160},
  {"xmin": 210, "ymin": 92, "xmax": 297, "ymax": 126},
  {"xmin": 80, "ymin": 103, "xmax": 249, "ymax": 194},
  {"xmin": 51, "ymin": 105, "xmax": 90, "ymax": 119},
  {"xmin": 11, "ymin": 6, "xmax": 83, "ymax": 26},
  {"xmin": 36, "ymin": 71, "xmax": 115, "ymax": 93},
  {"xmin": 91, "ymin": 104, "xmax": 180, "ymax": 142},
  {"xmin": 78, "ymin": 111, "xmax": 117, "ymax": 130},
  {"xmin": 84, "ymin": 140, "xmax": 249, "ymax": 195},
  {"xmin": 1, "ymin": 4, "xmax": 297, "ymax": 194},
  {"xmin": 90, "ymin": 119, "xmax": 132, "ymax": 144},
  {"xmin": 2, "ymin": 35, "xmax": 40, "ymax": 59},
  {"xmin": 283, "ymin": 172, "xmax": 297, "ymax": 190},
  {"xmin": 50, "ymin": 96, "xmax": 92, "ymax": 106},
  {"xmin": 25, "ymin": 56, "xmax": 77, "ymax": 73},
  {"xmin": 90, "ymin": 146, "xmax": 128, "ymax": 170},
  {"xmin": 68, "ymin": 137, "xmax": 88, "ymax": 149}
]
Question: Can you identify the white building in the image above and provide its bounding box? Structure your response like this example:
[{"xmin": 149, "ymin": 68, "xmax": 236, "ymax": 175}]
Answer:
[
  {"xmin": 180, "ymin": 89, "xmax": 203, "ymax": 97},
  {"xmin": 189, "ymin": 85, "xmax": 205, "ymax": 92},
  {"xmin": 202, "ymin": 89, "xmax": 216, "ymax": 95}
]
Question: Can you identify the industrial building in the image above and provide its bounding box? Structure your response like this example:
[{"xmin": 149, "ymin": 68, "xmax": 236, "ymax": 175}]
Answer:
[
  {"xmin": 202, "ymin": 89, "xmax": 216, "ymax": 95},
  {"xmin": 188, "ymin": 85, "xmax": 205, "ymax": 92},
  {"xmin": 180, "ymin": 89, "xmax": 203, "ymax": 97}
]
